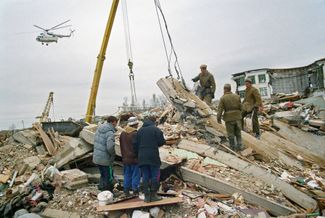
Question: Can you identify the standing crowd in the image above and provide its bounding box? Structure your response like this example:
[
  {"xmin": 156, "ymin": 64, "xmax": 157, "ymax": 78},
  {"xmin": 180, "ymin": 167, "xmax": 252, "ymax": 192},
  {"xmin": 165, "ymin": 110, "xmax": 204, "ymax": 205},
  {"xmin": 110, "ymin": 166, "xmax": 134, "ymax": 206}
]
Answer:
[{"xmin": 92, "ymin": 64, "xmax": 263, "ymax": 201}]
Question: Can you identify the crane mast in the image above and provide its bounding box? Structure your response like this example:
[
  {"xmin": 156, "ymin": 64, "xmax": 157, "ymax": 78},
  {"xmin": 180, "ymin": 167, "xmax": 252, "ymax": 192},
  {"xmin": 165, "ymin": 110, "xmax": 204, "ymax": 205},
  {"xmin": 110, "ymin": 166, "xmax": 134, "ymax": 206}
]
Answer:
[
  {"xmin": 36, "ymin": 92, "xmax": 54, "ymax": 123},
  {"xmin": 85, "ymin": 0, "xmax": 120, "ymax": 123}
]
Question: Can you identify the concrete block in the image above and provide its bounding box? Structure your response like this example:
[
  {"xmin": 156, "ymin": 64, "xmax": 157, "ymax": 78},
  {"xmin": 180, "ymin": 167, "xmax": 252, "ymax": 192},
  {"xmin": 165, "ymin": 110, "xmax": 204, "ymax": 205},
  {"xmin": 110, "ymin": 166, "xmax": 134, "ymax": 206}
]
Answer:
[
  {"xmin": 19, "ymin": 156, "xmax": 41, "ymax": 175},
  {"xmin": 53, "ymin": 137, "xmax": 93, "ymax": 168},
  {"xmin": 61, "ymin": 169, "xmax": 88, "ymax": 190},
  {"xmin": 13, "ymin": 129, "xmax": 38, "ymax": 146}
]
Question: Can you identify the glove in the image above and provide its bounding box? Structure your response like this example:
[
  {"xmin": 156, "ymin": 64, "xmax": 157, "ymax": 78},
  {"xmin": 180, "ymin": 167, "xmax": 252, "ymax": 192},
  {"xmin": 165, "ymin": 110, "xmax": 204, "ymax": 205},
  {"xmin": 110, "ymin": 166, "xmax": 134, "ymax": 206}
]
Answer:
[{"xmin": 191, "ymin": 78, "xmax": 195, "ymax": 82}]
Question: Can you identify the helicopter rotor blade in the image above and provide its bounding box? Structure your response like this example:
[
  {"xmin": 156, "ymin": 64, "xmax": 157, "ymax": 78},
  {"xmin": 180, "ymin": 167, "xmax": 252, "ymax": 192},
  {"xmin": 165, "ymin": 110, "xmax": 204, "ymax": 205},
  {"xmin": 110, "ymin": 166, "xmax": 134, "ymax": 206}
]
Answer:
[
  {"xmin": 33, "ymin": 25, "xmax": 47, "ymax": 31},
  {"xmin": 49, "ymin": 19, "xmax": 71, "ymax": 30},
  {"xmin": 51, "ymin": 25, "xmax": 72, "ymax": 30}
]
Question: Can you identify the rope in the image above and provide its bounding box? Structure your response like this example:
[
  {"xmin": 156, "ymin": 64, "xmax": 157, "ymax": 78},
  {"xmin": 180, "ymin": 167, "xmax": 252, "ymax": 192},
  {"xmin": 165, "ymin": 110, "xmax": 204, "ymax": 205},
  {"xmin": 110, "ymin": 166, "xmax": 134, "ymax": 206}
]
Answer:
[
  {"xmin": 153, "ymin": 0, "xmax": 187, "ymax": 88},
  {"xmin": 121, "ymin": 0, "xmax": 133, "ymax": 62},
  {"xmin": 122, "ymin": 0, "xmax": 138, "ymax": 105},
  {"xmin": 154, "ymin": 0, "xmax": 172, "ymax": 77}
]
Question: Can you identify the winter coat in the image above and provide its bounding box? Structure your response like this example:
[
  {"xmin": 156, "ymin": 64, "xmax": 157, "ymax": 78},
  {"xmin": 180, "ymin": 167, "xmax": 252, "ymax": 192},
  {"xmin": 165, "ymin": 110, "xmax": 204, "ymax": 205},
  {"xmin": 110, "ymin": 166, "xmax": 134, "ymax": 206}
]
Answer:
[
  {"xmin": 134, "ymin": 120, "xmax": 166, "ymax": 167},
  {"xmin": 242, "ymin": 86, "xmax": 262, "ymax": 112},
  {"xmin": 119, "ymin": 126, "xmax": 138, "ymax": 165},
  {"xmin": 217, "ymin": 92, "xmax": 242, "ymax": 122},
  {"xmin": 92, "ymin": 122, "xmax": 116, "ymax": 166}
]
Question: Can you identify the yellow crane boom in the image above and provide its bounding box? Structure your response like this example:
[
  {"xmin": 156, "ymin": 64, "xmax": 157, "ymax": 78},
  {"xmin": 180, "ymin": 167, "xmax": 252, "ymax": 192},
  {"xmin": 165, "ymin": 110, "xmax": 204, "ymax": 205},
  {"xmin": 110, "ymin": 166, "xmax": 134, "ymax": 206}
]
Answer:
[
  {"xmin": 36, "ymin": 91, "xmax": 54, "ymax": 123},
  {"xmin": 85, "ymin": 0, "xmax": 120, "ymax": 123}
]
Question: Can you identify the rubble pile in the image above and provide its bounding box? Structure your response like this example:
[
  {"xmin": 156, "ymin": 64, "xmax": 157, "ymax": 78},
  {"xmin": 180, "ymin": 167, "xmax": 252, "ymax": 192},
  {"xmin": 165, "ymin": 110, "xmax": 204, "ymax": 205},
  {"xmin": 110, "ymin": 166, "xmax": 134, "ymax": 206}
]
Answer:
[
  {"xmin": 0, "ymin": 79, "xmax": 325, "ymax": 217},
  {"xmin": 262, "ymin": 93, "xmax": 325, "ymax": 135}
]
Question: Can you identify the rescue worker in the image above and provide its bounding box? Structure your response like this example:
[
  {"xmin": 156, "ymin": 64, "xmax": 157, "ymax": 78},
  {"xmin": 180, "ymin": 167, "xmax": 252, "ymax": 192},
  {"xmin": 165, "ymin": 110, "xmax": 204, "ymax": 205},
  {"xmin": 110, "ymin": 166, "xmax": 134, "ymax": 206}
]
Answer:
[
  {"xmin": 93, "ymin": 116, "xmax": 118, "ymax": 191},
  {"xmin": 192, "ymin": 64, "xmax": 216, "ymax": 105},
  {"xmin": 242, "ymin": 78, "xmax": 263, "ymax": 139},
  {"xmin": 217, "ymin": 84, "xmax": 243, "ymax": 151},
  {"xmin": 134, "ymin": 115, "xmax": 166, "ymax": 202},
  {"xmin": 119, "ymin": 117, "xmax": 141, "ymax": 196}
]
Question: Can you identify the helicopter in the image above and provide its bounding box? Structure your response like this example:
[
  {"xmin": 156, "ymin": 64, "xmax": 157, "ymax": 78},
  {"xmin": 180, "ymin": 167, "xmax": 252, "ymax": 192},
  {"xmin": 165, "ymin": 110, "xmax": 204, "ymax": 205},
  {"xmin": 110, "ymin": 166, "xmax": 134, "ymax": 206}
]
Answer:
[{"xmin": 33, "ymin": 20, "xmax": 74, "ymax": 45}]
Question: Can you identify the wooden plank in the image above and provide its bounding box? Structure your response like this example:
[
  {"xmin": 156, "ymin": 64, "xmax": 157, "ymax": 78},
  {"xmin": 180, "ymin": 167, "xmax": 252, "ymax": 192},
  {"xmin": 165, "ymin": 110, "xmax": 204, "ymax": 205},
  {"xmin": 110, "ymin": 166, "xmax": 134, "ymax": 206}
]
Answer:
[
  {"xmin": 180, "ymin": 167, "xmax": 295, "ymax": 216},
  {"xmin": 34, "ymin": 124, "xmax": 56, "ymax": 155},
  {"xmin": 178, "ymin": 139, "xmax": 318, "ymax": 211},
  {"xmin": 96, "ymin": 197, "xmax": 183, "ymax": 212}
]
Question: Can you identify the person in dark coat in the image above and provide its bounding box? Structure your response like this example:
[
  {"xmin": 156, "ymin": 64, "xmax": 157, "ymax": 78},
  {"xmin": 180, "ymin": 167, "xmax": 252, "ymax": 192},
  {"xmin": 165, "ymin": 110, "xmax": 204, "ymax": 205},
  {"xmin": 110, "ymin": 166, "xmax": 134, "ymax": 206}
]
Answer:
[
  {"xmin": 134, "ymin": 115, "xmax": 166, "ymax": 202},
  {"xmin": 92, "ymin": 116, "xmax": 118, "ymax": 191},
  {"xmin": 119, "ymin": 117, "xmax": 141, "ymax": 196}
]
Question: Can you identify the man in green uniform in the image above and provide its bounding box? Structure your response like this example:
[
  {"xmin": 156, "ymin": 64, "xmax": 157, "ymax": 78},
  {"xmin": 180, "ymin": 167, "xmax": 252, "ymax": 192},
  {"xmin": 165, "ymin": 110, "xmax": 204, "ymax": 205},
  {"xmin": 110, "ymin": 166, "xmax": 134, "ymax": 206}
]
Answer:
[
  {"xmin": 192, "ymin": 64, "xmax": 216, "ymax": 106},
  {"xmin": 217, "ymin": 84, "xmax": 242, "ymax": 151},
  {"xmin": 242, "ymin": 78, "xmax": 263, "ymax": 139}
]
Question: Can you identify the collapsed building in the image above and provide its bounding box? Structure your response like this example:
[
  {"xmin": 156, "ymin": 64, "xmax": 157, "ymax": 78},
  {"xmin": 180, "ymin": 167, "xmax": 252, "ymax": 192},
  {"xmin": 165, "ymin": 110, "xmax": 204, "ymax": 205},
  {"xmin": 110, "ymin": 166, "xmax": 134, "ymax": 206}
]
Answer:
[
  {"xmin": 1, "ymin": 77, "xmax": 325, "ymax": 218},
  {"xmin": 232, "ymin": 58, "xmax": 325, "ymax": 99}
]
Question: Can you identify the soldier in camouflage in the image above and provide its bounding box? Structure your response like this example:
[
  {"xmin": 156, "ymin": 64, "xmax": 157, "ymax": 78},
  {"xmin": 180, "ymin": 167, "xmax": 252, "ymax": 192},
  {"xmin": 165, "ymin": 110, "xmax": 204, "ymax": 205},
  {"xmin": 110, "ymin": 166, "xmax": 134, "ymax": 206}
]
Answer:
[
  {"xmin": 217, "ymin": 84, "xmax": 243, "ymax": 151},
  {"xmin": 192, "ymin": 64, "xmax": 216, "ymax": 106}
]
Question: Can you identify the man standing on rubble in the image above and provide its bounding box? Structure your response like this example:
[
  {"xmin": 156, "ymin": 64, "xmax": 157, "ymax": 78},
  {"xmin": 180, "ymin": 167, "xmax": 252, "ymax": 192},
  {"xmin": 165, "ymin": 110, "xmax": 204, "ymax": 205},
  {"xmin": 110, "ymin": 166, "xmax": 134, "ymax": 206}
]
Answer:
[
  {"xmin": 119, "ymin": 117, "xmax": 141, "ymax": 196},
  {"xmin": 192, "ymin": 64, "xmax": 216, "ymax": 106},
  {"xmin": 134, "ymin": 114, "xmax": 166, "ymax": 202},
  {"xmin": 93, "ymin": 116, "xmax": 118, "ymax": 192},
  {"xmin": 242, "ymin": 78, "xmax": 263, "ymax": 139},
  {"xmin": 217, "ymin": 84, "xmax": 243, "ymax": 151}
]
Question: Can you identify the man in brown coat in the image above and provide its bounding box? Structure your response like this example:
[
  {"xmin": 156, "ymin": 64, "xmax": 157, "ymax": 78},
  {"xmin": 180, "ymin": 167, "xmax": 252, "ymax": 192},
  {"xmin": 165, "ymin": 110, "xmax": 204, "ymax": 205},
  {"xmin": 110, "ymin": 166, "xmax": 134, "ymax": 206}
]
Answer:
[
  {"xmin": 242, "ymin": 78, "xmax": 263, "ymax": 139},
  {"xmin": 192, "ymin": 64, "xmax": 216, "ymax": 106},
  {"xmin": 217, "ymin": 84, "xmax": 243, "ymax": 151},
  {"xmin": 120, "ymin": 117, "xmax": 141, "ymax": 196}
]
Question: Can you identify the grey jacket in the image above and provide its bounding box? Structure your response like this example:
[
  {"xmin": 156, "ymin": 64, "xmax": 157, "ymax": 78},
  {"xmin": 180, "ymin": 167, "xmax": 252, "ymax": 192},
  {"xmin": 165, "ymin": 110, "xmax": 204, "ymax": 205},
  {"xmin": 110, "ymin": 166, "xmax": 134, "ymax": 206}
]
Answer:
[{"xmin": 92, "ymin": 122, "xmax": 116, "ymax": 166}]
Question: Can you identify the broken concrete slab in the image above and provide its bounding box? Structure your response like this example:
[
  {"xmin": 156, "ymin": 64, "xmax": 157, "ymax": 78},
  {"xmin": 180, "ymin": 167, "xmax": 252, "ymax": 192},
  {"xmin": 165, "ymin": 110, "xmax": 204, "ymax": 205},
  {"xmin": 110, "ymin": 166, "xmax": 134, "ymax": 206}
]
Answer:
[
  {"xmin": 61, "ymin": 169, "xmax": 88, "ymax": 190},
  {"xmin": 177, "ymin": 139, "xmax": 317, "ymax": 211},
  {"xmin": 18, "ymin": 156, "xmax": 41, "ymax": 175},
  {"xmin": 179, "ymin": 167, "xmax": 295, "ymax": 216},
  {"xmin": 53, "ymin": 136, "xmax": 93, "ymax": 168},
  {"xmin": 274, "ymin": 120, "xmax": 325, "ymax": 164},
  {"xmin": 13, "ymin": 129, "xmax": 38, "ymax": 146},
  {"xmin": 79, "ymin": 125, "xmax": 97, "ymax": 145}
]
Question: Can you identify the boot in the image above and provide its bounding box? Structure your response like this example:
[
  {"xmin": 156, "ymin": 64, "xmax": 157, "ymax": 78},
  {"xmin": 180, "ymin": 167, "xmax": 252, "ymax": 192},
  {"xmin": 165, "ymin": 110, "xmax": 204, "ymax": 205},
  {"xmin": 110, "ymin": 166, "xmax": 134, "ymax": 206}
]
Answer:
[
  {"xmin": 150, "ymin": 181, "xmax": 162, "ymax": 202},
  {"xmin": 123, "ymin": 188, "xmax": 130, "ymax": 197},
  {"xmin": 132, "ymin": 189, "xmax": 139, "ymax": 195},
  {"xmin": 235, "ymin": 135, "xmax": 243, "ymax": 151},
  {"xmin": 228, "ymin": 137, "xmax": 236, "ymax": 151},
  {"xmin": 142, "ymin": 181, "xmax": 151, "ymax": 203}
]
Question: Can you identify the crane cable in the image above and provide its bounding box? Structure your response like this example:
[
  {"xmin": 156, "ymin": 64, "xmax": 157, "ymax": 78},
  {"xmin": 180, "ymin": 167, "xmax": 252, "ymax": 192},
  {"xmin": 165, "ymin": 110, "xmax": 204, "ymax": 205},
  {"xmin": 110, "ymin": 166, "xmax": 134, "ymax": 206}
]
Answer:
[
  {"xmin": 153, "ymin": 0, "xmax": 187, "ymax": 88},
  {"xmin": 121, "ymin": 0, "xmax": 137, "ymax": 106}
]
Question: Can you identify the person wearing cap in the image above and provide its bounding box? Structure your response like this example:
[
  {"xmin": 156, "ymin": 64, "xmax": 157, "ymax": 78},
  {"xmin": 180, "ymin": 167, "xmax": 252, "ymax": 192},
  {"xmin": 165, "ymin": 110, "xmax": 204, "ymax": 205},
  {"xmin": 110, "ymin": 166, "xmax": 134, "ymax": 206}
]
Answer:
[
  {"xmin": 242, "ymin": 78, "xmax": 263, "ymax": 139},
  {"xmin": 192, "ymin": 64, "xmax": 216, "ymax": 105},
  {"xmin": 119, "ymin": 117, "xmax": 141, "ymax": 196},
  {"xmin": 217, "ymin": 84, "xmax": 243, "ymax": 151},
  {"xmin": 134, "ymin": 115, "xmax": 166, "ymax": 202},
  {"xmin": 93, "ymin": 116, "xmax": 118, "ymax": 191}
]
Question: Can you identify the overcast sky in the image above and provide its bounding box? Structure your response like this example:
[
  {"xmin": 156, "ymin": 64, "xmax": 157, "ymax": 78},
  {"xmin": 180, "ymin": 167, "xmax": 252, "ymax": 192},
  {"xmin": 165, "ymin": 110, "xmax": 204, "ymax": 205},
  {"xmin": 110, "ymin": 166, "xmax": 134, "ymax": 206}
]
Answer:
[{"xmin": 0, "ymin": 0, "xmax": 324, "ymax": 130}]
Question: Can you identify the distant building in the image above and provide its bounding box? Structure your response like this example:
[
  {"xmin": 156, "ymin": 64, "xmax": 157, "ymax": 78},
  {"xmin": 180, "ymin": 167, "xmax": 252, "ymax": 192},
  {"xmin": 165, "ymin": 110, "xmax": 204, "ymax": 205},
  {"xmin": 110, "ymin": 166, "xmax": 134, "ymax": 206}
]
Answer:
[{"xmin": 232, "ymin": 58, "xmax": 325, "ymax": 99}]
